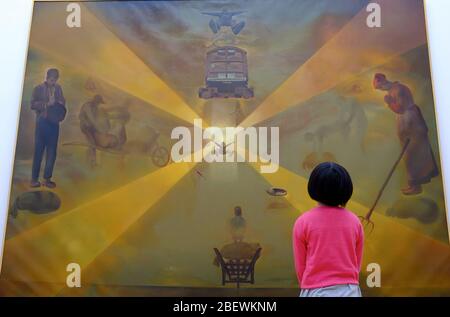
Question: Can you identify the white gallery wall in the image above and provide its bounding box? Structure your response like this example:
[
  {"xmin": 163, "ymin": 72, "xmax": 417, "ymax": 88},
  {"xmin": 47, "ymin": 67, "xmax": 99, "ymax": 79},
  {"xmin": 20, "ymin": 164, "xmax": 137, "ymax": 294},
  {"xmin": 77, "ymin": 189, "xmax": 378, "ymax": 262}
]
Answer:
[{"xmin": 0, "ymin": 0, "xmax": 449, "ymax": 265}]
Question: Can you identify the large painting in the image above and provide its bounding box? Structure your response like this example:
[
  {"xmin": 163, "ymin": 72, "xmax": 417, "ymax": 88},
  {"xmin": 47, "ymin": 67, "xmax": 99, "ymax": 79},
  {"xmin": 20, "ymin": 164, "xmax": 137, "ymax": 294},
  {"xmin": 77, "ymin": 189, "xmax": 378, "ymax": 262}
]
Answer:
[{"xmin": 0, "ymin": 0, "xmax": 449, "ymax": 296}]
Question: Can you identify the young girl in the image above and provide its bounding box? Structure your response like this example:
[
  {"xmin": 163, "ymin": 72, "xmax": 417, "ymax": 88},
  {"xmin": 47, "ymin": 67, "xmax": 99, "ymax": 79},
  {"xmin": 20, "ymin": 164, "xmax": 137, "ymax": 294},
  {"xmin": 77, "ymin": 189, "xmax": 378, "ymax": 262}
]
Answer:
[{"xmin": 293, "ymin": 162, "xmax": 364, "ymax": 297}]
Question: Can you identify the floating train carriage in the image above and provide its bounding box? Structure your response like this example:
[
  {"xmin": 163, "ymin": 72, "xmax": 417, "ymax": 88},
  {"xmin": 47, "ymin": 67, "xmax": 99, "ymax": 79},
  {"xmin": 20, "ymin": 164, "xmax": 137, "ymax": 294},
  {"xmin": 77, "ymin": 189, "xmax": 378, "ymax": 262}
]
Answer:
[{"xmin": 199, "ymin": 46, "xmax": 254, "ymax": 99}]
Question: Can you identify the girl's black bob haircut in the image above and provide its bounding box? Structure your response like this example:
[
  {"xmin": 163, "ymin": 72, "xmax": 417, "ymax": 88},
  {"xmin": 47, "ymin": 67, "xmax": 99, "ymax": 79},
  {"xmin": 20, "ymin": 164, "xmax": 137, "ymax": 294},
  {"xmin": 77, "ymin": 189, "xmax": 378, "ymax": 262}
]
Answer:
[{"xmin": 307, "ymin": 162, "xmax": 353, "ymax": 207}]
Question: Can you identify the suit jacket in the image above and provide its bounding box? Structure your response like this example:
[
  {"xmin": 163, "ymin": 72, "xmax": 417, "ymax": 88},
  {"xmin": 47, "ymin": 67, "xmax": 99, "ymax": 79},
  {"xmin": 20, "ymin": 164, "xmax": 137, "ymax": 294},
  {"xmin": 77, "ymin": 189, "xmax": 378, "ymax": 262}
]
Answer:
[{"xmin": 31, "ymin": 82, "xmax": 66, "ymax": 120}]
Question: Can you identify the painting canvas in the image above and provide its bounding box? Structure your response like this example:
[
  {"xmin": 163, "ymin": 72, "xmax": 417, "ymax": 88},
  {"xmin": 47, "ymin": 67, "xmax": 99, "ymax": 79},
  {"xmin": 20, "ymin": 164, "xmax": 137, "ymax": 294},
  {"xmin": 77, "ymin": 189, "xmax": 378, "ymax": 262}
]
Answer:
[{"xmin": 0, "ymin": 0, "xmax": 449, "ymax": 296}]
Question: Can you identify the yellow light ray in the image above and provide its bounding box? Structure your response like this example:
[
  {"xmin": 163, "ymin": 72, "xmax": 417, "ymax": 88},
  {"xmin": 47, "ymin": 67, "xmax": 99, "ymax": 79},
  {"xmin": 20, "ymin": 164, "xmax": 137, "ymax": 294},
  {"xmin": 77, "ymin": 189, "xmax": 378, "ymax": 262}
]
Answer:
[
  {"xmin": 0, "ymin": 160, "xmax": 197, "ymax": 295},
  {"xmin": 29, "ymin": 2, "xmax": 201, "ymax": 124},
  {"xmin": 248, "ymin": 160, "xmax": 450, "ymax": 294},
  {"xmin": 241, "ymin": 0, "xmax": 427, "ymax": 127}
]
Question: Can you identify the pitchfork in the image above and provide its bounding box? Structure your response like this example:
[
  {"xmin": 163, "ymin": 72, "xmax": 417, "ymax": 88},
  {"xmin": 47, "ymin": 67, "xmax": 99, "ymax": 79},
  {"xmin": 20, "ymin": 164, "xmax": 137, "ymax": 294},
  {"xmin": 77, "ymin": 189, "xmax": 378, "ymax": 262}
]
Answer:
[{"xmin": 359, "ymin": 138, "xmax": 410, "ymax": 234}]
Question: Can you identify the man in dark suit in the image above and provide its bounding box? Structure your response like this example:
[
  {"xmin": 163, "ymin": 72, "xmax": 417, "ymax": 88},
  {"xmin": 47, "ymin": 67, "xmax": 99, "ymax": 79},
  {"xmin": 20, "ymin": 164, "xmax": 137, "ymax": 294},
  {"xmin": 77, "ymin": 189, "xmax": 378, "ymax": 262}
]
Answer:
[{"xmin": 30, "ymin": 68, "xmax": 66, "ymax": 188}]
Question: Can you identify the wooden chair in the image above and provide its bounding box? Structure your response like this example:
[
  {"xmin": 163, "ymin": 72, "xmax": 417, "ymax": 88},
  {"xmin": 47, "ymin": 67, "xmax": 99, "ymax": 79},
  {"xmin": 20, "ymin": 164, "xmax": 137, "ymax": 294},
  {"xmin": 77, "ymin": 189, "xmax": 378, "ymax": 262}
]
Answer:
[{"xmin": 214, "ymin": 247, "xmax": 262, "ymax": 288}]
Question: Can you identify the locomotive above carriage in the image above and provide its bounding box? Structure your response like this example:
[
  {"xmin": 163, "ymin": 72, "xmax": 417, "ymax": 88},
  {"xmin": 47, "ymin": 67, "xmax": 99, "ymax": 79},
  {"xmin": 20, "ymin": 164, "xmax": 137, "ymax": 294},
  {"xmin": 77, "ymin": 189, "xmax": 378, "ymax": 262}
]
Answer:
[{"xmin": 199, "ymin": 46, "xmax": 254, "ymax": 99}]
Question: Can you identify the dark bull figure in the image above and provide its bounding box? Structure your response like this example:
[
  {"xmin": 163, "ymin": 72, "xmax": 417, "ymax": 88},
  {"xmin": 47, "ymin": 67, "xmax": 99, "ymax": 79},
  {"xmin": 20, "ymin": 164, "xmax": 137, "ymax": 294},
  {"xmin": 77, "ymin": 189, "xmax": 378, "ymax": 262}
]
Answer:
[{"xmin": 10, "ymin": 191, "xmax": 61, "ymax": 218}]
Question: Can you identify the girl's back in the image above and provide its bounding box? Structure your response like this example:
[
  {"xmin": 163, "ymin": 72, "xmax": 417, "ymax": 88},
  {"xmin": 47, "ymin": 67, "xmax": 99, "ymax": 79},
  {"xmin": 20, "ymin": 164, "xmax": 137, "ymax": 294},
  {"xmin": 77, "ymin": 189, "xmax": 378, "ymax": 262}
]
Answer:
[
  {"xmin": 292, "ymin": 162, "xmax": 364, "ymax": 297},
  {"xmin": 293, "ymin": 205, "xmax": 363, "ymax": 290}
]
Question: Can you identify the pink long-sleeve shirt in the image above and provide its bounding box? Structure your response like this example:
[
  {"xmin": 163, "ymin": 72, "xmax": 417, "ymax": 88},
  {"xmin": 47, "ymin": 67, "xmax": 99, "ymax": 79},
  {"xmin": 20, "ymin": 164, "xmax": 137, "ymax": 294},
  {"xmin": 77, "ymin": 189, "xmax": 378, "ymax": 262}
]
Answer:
[{"xmin": 292, "ymin": 205, "xmax": 364, "ymax": 289}]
